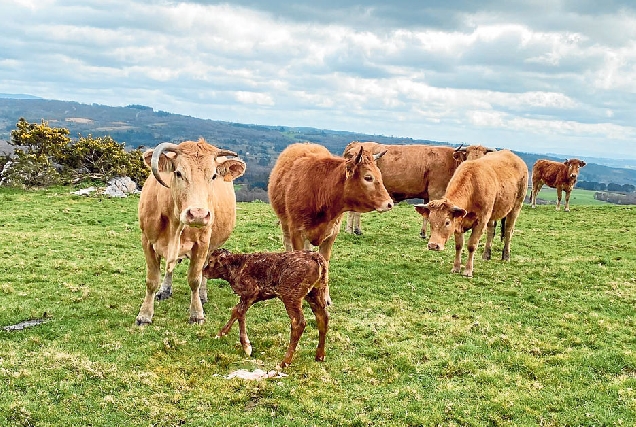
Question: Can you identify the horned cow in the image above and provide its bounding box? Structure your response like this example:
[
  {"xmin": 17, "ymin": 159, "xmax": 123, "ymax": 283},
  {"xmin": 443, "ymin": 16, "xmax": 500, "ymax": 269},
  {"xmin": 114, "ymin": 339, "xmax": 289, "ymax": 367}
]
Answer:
[
  {"xmin": 204, "ymin": 249, "xmax": 329, "ymax": 367},
  {"xmin": 531, "ymin": 159, "xmax": 586, "ymax": 211},
  {"xmin": 342, "ymin": 142, "xmax": 493, "ymax": 238},
  {"xmin": 414, "ymin": 150, "xmax": 528, "ymax": 277},
  {"xmin": 136, "ymin": 139, "xmax": 246, "ymax": 325}
]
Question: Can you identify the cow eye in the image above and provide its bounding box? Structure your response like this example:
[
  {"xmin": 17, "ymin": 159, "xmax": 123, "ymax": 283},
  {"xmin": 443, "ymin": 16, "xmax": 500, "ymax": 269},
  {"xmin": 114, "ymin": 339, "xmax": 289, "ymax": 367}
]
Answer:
[
  {"xmin": 364, "ymin": 174, "xmax": 373, "ymax": 182},
  {"xmin": 211, "ymin": 173, "xmax": 217, "ymax": 180},
  {"xmin": 445, "ymin": 219, "xmax": 451, "ymax": 227},
  {"xmin": 175, "ymin": 171, "xmax": 183, "ymax": 179}
]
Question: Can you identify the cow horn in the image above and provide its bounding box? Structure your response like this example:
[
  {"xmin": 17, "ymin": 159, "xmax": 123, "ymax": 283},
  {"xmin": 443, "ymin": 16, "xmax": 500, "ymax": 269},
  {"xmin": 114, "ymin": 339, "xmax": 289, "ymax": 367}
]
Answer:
[
  {"xmin": 486, "ymin": 147, "xmax": 495, "ymax": 153},
  {"xmin": 454, "ymin": 144, "xmax": 465, "ymax": 152},
  {"xmin": 216, "ymin": 149, "xmax": 238, "ymax": 158},
  {"xmin": 151, "ymin": 142, "xmax": 179, "ymax": 188},
  {"xmin": 373, "ymin": 150, "xmax": 387, "ymax": 161}
]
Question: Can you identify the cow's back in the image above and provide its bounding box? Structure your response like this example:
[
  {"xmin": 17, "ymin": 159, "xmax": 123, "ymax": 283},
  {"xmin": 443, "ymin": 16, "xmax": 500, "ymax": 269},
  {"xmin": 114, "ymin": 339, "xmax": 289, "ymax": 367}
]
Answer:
[
  {"xmin": 532, "ymin": 159, "xmax": 562, "ymax": 187},
  {"xmin": 268, "ymin": 143, "xmax": 333, "ymax": 220},
  {"xmin": 447, "ymin": 150, "xmax": 528, "ymax": 220}
]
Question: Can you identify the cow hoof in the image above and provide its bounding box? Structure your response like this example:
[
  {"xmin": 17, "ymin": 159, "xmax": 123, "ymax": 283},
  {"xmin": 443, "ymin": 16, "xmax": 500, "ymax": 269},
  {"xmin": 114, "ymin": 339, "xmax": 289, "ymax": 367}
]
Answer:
[
  {"xmin": 189, "ymin": 316, "xmax": 205, "ymax": 325},
  {"xmin": 135, "ymin": 317, "xmax": 152, "ymax": 327},
  {"xmin": 420, "ymin": 231, "xmax": 427, "ymax": 239},
  {"xmin": 353, "ymin": 229, "xmax": 363, "ymax": 236},
  {"xmin": 462, "ymin": 271, "xmax": 473, "ymax": 278},
  {"xmin": 155, "ymin": 290, "xmax": 172, "ymax": 301}
]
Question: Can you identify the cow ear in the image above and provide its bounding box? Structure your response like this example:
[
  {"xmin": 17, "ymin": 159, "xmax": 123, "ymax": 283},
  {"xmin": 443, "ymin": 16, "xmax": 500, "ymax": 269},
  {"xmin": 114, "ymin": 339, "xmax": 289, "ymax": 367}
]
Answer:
[
  {"xmin": 580, "ymin": 161, "xmax": 586, "ymax": 167},
  {"xmin": 450, "ymin": 206, "xmax": 467, "ymax": 218},
  {"xmin": 453, "ymin": 151, "xmax": 467, "ymax": 162},
  {"xmin": 148, "ymin": 150, "xmax": 176, "ymax": 172},
  {"xmin": 414, "ymin": 203, "xmax": 430, "ymax": 218},
  {"xmin": 217, "ymin": 159, "xmax": 246, "ymax": 182},
  {"xmin": 564, "ymin": 159, "xmax": 569, "ymax": 165}
]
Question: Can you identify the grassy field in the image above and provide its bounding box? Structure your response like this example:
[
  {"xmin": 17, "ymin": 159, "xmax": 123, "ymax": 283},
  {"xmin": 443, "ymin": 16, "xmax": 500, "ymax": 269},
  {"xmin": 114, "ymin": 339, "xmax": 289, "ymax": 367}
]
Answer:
[
  {"xmin": 528, "ymin": 187, "xmax": 607, "ymax": 206},
  {"xmin": 1, "ymin": 187, "xmax": 635, "ymax": 426}
]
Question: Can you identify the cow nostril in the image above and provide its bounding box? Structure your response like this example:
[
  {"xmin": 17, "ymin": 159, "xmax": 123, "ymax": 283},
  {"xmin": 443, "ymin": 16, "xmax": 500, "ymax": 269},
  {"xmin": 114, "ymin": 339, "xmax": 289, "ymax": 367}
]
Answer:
[{"xmin": 387, "ymin": 202, "xmax": 393, "ymax": 209}]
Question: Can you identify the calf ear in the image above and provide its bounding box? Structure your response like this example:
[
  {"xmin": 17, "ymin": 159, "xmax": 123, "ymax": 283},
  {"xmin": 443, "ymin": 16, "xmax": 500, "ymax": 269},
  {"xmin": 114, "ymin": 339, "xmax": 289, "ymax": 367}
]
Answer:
[
  {"xmin": 580, "ymin": 161, "xmax": 586, "ymax": 167},
  {"xmin": 414, "ymin": 203, "xmax": 430, "ymax": 218},
  {"xmin": 217, "ymin": 159, "xmax": 246, "ymax": 182}
]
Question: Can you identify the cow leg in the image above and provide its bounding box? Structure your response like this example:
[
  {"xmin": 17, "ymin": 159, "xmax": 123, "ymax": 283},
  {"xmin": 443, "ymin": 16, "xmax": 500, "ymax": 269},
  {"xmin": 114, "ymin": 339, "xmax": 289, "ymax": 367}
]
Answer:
[
  {"xmin": 281, "ymin": 300, "xmax": 307, "ymax": 368},
  {"xmin": 155, "ymin": 269, "xmax": 173, "ymax": 301},
  {"xmin": 556, "ymin": 187, "xmax": 562, "ymax": 210},
  {"xmin": 482, "ymin": 220, "xmax": 496, "ymax": 260},
  {"xmin": 420, "ymin": 216, "xmax": 429, "ymax": 239},
  {"xmin": 318, "ymin": 221, "xmax": 341, "ymax": 306},
  {"xmin": 199, "ymin": 277, "xmax": 208, "ymax": 304},
  {"xmin": 564, "ymin": 190, "xmax": 571, "ymax": 212},
  {"xmin": 345, "ymin": 212, "xmax": 354, "ymax": 233},
  {"xmin": 464, "ymin": 224, "xmax": 487, "ymax": 277},
  {"xmin": 531, "ymin": 182, "xmax": 542, "ymax": 208},
  {"xmin": 305, "ymin": 288, "xmax": 329, "ymax": 363},
  {"xmin": 186, "ymin": 246, "xmax": 207, "ymax": 325},
  {"xmin": 353, "ymin": 212, "xmax": 362, "ymax": 235},
  {"xmin": 136, "ymin": 235, "xmax": 162, "ymax": 326},
  {"xmin": 452, "ymin": 232, "xmax": 464, "ymax": 274}
]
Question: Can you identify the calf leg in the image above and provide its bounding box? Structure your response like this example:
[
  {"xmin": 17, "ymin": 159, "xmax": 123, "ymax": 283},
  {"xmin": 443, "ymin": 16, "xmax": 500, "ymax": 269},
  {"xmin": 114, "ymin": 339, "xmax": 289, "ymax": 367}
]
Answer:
[
  {"xmin": 482, "ymin": 220, "xmax": 496, "ymax": 260},
  {"xmin": 306, "ymin": 288, "xmax": 329, "ymax": 362},
  {"xmin": 281, "ymin": 301, "xmax": 307, "ymax": 368},
  {"xmin": 218, "ymin": 298, "xmax": 254, "ymax": 356},
  {"xmin": 186, "ymin": 246, "xmax": 207, "ymax": 325},
  {"xmin": 137, "ymin": 235, "xmax": 162, "ymax": 326}
]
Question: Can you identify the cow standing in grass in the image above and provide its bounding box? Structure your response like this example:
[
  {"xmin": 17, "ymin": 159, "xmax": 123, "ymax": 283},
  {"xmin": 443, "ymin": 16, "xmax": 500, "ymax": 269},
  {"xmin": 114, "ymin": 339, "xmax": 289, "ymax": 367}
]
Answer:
[
  {"xmin": 136, "ymin": 139, "xmax": 246, "ymax": 325},
  {"xmin": 531, "ymin": 159, "xmax": 586, "ymax": 211},
  {"xmin": 267, "ymin": 142, "xmax": 393, "ymax": 303},
  {"xmin": 414, "ymin": 150, "xmax": 528, "ymax": 277},
  {"xmin": 204, "ymin": 249, "xmax": 329, "ymax": 367},
  {"xmin": 342, "ymin": 142, "xmax": 493, "ymax": 238}
]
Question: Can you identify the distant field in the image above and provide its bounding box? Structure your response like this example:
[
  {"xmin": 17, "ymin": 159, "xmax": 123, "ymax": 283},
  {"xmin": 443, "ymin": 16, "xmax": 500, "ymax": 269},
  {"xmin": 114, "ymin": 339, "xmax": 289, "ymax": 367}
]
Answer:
[
  {"xmin": 1, "ymin": 187, "xmax": 635, "ymax": 426},
  {"xmin": 528, "ymin": 187, "xmax": 611, "ymax": 205}
]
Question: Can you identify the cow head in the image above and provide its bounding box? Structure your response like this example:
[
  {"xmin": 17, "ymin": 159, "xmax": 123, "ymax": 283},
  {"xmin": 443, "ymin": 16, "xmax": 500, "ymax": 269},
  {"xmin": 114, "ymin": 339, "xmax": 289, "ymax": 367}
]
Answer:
[
  {"xmin": 564, "ymin": 159, "xmax": 586, "ymax": 180},
  {"xmin": 343, "ymin": 147, "xmax": 393, "ymax": 213},
  {"xmin": 414, "ymin": 200, "xmax": 472, "ymax": 251},
  {"xmin": 147, "ymin": 140, "xmax": 246, "ymax": 228},
  {"xmin": 453, "ymin": 145, "xmax": 495, "ymax": 163}
]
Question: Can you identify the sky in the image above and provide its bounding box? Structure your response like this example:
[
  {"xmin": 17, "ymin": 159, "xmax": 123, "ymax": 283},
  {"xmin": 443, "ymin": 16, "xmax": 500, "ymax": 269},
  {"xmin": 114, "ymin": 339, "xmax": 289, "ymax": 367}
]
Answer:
[{"xmin": 2, "ymin": 0, "xmax": 636, "ymax": 160}]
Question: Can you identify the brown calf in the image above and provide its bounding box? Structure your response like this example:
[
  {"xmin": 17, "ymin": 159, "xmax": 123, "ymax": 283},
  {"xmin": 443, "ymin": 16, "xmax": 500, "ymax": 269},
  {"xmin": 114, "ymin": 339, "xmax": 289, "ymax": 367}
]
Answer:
[
  {"xmin": 531, "ymin": 159, "xmax": 586, "ymax": 211},
  {"xmin": 204, "ymin": 249, "xmax": 329, "ymax": 367},
  {"xmin": 414, "ymin": 150, "xmax": 528, "ymax": 277}
]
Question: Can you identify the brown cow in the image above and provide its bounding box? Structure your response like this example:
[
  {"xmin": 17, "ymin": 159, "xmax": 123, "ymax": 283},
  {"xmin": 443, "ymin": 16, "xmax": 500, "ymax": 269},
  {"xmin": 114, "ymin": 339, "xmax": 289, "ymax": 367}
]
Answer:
[
  {"xmin": 414, "ymin": 149, "xmax": 528, "ymax": 277},
  {"xmin": 531, "ymin": 159, "xmax": 586, "ymax": 211},
  {"xmin": 204, "ymin": 249, "xmax": 328, "ymax": 367},
  {"xmin": 268, "ymin": 143, "xmax": 393, "ymax": 302},
  {"xmin": 342, "ymin": 142, "xmax": 493, "ymax": 238},
  {"xmin": 136, "ymin": 139, "xmax": 246, "ymax": 325}
]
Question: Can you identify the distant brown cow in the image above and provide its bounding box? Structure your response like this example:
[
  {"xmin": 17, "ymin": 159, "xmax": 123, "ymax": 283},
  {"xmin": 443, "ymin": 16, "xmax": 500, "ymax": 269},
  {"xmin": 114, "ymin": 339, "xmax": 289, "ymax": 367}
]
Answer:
[
  {"xmin": 204, "ymin": 249, "xmax": 328, "ymax": 367},
  {"xmin": 342, "ymin": 142, "xmax": 493, "ymax": 238},
  {"xmin": 414, "ymin": 150, "xmax": 528, "ymax": 277},
  {"xmin": 531, "ymin": 159, "xmax": 586, "ymax": 211},
  {"xmin": 268, "ymin": 143, "xmax": 393, "ymax": 302},
  {"xmin": 136, "ymin": 139, "xmax": 246, "ymax": 325}
]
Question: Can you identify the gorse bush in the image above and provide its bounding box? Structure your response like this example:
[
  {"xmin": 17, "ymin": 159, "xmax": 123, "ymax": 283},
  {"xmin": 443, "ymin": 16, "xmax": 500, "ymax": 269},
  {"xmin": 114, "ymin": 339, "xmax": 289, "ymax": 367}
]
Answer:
[{"xmin": 1, "ymin": 118, "xmax": 148, "ymax": 188}]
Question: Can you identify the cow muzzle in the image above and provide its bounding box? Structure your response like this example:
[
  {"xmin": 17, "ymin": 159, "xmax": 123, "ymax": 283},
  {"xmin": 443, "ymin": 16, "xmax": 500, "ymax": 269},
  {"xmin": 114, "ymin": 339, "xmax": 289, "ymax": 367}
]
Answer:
[
  {"xmin": 428, "ymin": 242, "xmax": 444, "ymax": 251},
  {"xmin": 182, "ymin": 207, "xmax": 212, "ymax": 227},
  {"xmin": 376, "ymin": 199, "xmax": 394, "ymax": 213}
]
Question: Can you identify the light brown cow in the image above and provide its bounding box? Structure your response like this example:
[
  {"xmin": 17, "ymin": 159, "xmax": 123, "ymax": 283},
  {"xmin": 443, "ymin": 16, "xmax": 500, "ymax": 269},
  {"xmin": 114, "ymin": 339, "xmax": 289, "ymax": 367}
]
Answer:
[
  {"xmin": 342, "ymin": 142, "xmax": 493, "ymax": 238},
  {"xmin": 203, "ymin": 249, "xmax": 328, "ymax": 367},
  {"xmin": 136, "ymin": 139, "xmax": 246, "ymax": 325},
  {"xmin": 268, "ymin": 143, "xmax": 393, "ymax": 301},
  {"xmin": 531, "ymin": 159, "xmax": 586, "ymax": 211},
  {"xmin": 414, "ymin": 150, "xmax": 528, "ymax": 277}
]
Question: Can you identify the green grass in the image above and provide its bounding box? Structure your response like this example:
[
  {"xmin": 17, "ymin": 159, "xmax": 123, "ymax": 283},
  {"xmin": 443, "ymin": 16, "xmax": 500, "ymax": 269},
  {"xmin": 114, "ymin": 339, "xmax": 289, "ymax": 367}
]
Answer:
[
  {"xmin": 1, "ymin": 187, "xmax": 636, "ymax": 426},
  {"xmin": 529, "ymin": 187, "xmax": 609, "ymax": 206}
]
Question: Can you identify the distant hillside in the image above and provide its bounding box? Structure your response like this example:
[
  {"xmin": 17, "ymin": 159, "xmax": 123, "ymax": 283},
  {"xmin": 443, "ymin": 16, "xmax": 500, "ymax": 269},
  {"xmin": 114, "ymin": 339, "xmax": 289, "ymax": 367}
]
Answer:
[{"xmin": 1, "ymin": 98, "xmax": 636, "ymax": 187}]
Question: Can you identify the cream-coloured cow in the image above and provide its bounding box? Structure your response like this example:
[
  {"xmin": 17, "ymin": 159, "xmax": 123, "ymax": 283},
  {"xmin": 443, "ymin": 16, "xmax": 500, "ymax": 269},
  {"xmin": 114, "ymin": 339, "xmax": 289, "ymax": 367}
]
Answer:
[{"xmin": 136, "ymin": 139, "xmax": 245, "ymax": 325}]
